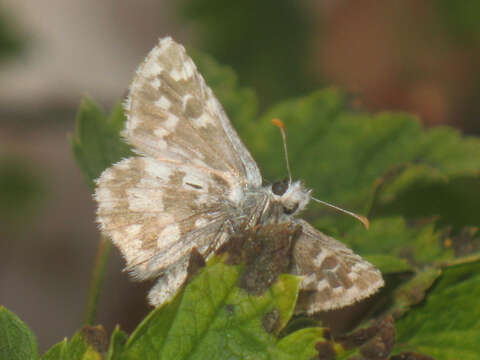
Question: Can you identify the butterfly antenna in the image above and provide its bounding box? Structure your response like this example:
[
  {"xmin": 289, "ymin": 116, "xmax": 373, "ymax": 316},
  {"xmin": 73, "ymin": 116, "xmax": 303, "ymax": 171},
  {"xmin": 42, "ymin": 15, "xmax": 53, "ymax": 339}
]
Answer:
[
  {"xmin": 311, "ymin": 196, "xmax": 370, "ymax": 229},
  {"xmin": 272, "ymin": 118, "xmax": 292, "ymax": 184}
]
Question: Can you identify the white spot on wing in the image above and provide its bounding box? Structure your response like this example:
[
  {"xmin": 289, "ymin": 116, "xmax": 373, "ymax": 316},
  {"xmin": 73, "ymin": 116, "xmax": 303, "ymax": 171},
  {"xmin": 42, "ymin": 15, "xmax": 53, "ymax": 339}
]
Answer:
[
  {"xmin": 192, "ymin": 113, "xmax": 214, "ymax": 128},
  {"xmin": 123, "ymin": 238, "xmax": 145, "ymax": 260},
  {"xmin": 184, "ymin": 60, "xmax": 196, "ymax": 76},
  {"xmin": 153, "ymin": 127, "xmax": 169, "ymax": 138},
  {"xmin": 148, "ymin": 260, "xmax": 188, "ymax": 306},
  {"xmin": 165, "ymin": 114, "xmax": 179, "ymax": 130},
  {"xmin": 154, "ymin": 96, "xmax": 171, "ymax": 110},
  {"xmin": 126, "ymin": 224, "xmax": 142, "ymax": 237},
  {"xmin": 157, "ymin": 37, "xmax": 173, "ymax": 52},
  {"xmin": 181, "ymin": 94, "xmax": 193, "ymax": 112},
  {"xmin": 144, "ymin": 158, "xmax": 173, "ymax": 180},
  {"xmin": 142, "ymin": 59, "xmax": 164, "ymax": 78},
  {"xmin": 302, "ymin": 273, "xmax": 317, "ymax": 288},
  {"xmin": 315, "ymin": 278, "xmax": 329, "ymax": 292},
  {"xmin": 349, "ymin": 272, "xmax": 360, "ymax": 281},
  {"xmin": 156, "ymin": 223, "xmax": 181, "ymax": 249},
  {"xmin": 124, "ymin": 115, "xmax": 141, "ymax": 133},
  {"xmin": 192, "ymin": 158, "xmax": 208, "ymax": 167},
  {"xmin": 194, "ymin": 217, "xmax": 209, "ymax": 228},
  {"xmin": 168, "ymin": 145, "xmax": 190, "ymax": 159},
  {"xmin": 98, "ymin": 168, "xmax": 114, "ymax": 182},
  {"xmin": 228, "ymin": 185, "xmax": 243, "ymax": 204},
  {"xmin": 206, "ymin": 96, "xmax": 220, "ymax": 114},
  {"xmin": 155, "ymin": 214, "xmax": 175, "ymax": 230},
  {"xmin": 351, "ymin": 262, "xmax": 370, "ymax": 273},
  {"xmin": 127, "ymin": 187, "xmax": 164, "ymax": 212},
  {"xmin": 115, "ymin": 160, "xmax": 132, "ymax": 171},
  {"xmin": 95, "ymin": 187, "xmax": 115, "ymax": 210},
  {"xmin": 313, "ymin": 251, "xmax": 328, "ymax": 267},
  {"xmin": 332, "ymin": 287, "xmax": 344, "ymax": 295},
  {"xmin": 151, "ymin": 77, "xmax": 161, "ymax": 88},
  {"xmin": 170, "ymin": 59, "xmax": 195, "ymax": 81}
]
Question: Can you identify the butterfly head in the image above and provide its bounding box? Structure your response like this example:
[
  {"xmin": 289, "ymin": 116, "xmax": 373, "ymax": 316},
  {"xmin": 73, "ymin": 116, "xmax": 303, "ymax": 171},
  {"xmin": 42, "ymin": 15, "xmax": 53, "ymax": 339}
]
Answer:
[{"xmin": 270, "ymin": 179, "xmax": 311, "ymax": 216}]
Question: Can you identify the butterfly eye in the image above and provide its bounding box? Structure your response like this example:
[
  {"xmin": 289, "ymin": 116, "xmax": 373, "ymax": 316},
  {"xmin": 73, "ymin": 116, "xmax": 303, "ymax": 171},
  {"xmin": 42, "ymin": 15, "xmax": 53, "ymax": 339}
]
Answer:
[{"xmin": 272, "ymin": 181, "xmax": 288, "ymax": 196}]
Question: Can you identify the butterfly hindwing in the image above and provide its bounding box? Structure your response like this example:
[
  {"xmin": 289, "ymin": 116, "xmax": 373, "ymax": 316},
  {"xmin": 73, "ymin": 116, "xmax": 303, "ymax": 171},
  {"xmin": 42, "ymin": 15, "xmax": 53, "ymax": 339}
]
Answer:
[{"xmin": 291, "ymin": 220, "xmax": 384, "ymax": 314}]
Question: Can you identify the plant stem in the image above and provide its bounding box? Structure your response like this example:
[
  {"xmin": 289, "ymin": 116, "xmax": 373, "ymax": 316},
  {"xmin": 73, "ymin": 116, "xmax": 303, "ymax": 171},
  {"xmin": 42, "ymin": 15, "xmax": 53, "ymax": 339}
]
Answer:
[{"xmin": 84, "ymin": 234, "xmax": 111, "ymax": 325}]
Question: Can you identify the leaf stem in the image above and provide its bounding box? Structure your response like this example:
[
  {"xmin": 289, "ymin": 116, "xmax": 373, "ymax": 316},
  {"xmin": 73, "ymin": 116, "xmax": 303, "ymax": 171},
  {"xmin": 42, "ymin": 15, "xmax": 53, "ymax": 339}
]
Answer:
[{"xmin": 84, "ymin": 234, "xmax": 111, "ymax": 325}]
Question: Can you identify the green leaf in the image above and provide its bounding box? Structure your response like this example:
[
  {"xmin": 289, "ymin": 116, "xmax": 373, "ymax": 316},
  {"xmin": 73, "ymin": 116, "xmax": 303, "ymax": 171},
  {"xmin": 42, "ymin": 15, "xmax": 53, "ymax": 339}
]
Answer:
[
  {"xmin": 0, "ymin": 306, "xmax": 38, "ymax": 360},
  {"xmin": 40, "ymin": 326, "xmax": 107, "ymax": 360},
  {"xmin": 40, "ymin": 340, "xmax": 67, "ymax": 360},
  {"xmin": 70, "ymin": 98, "xmax": 133, "ymax": 190},
  {"xmin": 120, "ymin": 257, "xmax": 321, "ymax": 360},
  {"xmin": 241, "ymin": 89, "xmax": 480, "ymax": 230},
  {"xmin": 376, "ymin": 173, "xmax": 480, "ymax": 229},
  {"xmin": 395, "ymin": 259, "xmax": 480, "ymax": 359},
  {"xmin": 390, "ymin": 267, "xmax": 442, "ymax": 318},
  {"xmin": 276, "ymin": 328, "xmax": 328, "ymax": 358},
  {"xmin": 344, "ymin": 217, "xmax": 453, "ymax": 266},
  {"xmin": 371, "ymin": 126, "xmax": 480, "ymax": 228},
  {"xmin": 106, "ymin": 326, "xmax": 128, "ymax": 360},
  {"xmin": 364, "ymin": 254, "xmax": 413, "ymax": 274}
]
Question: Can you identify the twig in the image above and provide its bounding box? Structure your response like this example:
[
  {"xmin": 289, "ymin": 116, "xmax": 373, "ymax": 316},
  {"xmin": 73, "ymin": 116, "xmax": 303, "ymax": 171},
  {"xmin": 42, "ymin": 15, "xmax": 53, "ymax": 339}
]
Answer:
[{"xmin": 84, "ymin": 234, "xmax": 111, "ymax": 325}]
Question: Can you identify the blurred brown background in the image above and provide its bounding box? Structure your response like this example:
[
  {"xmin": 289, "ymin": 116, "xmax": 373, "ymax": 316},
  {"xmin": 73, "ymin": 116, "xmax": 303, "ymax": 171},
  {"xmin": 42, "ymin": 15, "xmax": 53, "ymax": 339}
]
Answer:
[{"xmin": 1, "ymin": 0, "xmax": 479, "ymax": 352}]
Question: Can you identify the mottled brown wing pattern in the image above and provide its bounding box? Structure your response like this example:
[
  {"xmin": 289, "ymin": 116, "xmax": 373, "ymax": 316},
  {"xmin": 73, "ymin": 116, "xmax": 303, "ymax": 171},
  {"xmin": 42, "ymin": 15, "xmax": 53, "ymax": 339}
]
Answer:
[
  {"xmin": 291, "ymin": 220, "xmax": 384, "ymax": 314},
  {"xmin": 95, "ymin": 156, "xmax": 237, "ymax": 305},
  {"xmin": 123, "ymin": 37, "xmax": 261, "ymax": 187},
  {"xmin": 95, "ymin": 37, "xmax": 264, "ymax": 307}
]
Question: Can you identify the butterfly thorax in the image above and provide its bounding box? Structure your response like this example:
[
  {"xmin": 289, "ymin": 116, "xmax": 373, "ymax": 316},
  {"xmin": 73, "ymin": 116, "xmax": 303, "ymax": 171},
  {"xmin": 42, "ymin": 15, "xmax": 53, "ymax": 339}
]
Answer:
[{"xmin": 237, "ymin": 180, "xmax": 311, "ymax": 229}]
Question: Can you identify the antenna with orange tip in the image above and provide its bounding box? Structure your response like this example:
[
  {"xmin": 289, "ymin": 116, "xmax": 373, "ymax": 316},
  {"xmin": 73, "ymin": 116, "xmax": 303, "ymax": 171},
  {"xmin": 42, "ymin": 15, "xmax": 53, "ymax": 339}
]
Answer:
[
  {"xmin": 272, "ymin": 118, "xmax": 292, "ymax": 184},
  {"xmin": 311, "ymin": 196, "xmax": 370, "ymax": 229},
  {"xmin": 271, "ymin": 118, "xmax": 369, "ymax": 229}
]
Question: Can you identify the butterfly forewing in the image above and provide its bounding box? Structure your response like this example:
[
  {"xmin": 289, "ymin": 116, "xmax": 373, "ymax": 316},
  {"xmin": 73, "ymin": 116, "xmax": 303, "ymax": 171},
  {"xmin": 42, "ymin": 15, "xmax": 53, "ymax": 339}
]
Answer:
[{"xmin": 123, "ymin": 37, "xmax": 261, "ymax": 187}]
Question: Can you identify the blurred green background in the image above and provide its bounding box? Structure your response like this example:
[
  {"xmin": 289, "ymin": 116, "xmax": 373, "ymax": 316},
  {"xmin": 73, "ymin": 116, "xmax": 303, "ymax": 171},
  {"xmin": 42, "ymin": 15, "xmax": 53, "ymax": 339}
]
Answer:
[{"xmin": 1, "ymin": 0, "xmax": 480, "ymax": 353}]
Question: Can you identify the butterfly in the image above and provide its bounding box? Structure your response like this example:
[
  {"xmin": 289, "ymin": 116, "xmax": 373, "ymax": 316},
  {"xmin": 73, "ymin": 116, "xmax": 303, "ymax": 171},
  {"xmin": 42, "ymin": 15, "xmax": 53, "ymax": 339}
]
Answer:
[{"xmin": 94, "ymin": 37, "xmax": 384, "ymax": 314}]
